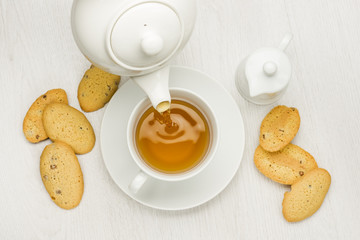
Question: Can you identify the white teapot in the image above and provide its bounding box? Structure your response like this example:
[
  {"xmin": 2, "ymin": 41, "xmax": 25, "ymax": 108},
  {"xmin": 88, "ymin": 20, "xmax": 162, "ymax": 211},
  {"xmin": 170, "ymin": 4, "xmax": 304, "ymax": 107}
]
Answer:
[{"xmin": 71, "ymin": 0, "xmax": 197, "ymax": 112}]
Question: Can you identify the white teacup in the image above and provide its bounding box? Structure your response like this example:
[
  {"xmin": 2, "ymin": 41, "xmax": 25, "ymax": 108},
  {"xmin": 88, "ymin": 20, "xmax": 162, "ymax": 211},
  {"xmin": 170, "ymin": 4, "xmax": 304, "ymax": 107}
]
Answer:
[{"xmin": 127, "ymin": 88, "xmax": 219, "ymax": 193}]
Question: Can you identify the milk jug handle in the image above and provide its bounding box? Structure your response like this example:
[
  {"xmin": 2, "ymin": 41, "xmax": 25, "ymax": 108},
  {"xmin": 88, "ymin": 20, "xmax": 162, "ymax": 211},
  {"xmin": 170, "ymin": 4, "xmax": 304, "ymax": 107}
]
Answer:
[{"xmin": 278, "ymin": 33, "xmax": 293, "ymax": 51}]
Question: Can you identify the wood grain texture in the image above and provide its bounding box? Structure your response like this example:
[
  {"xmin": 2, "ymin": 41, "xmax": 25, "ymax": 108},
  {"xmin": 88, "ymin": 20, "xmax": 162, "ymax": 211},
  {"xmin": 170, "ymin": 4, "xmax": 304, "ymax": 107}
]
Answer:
[{"xmin": 1, "ymin": 0, "xmax": 360, "ymax": 239}]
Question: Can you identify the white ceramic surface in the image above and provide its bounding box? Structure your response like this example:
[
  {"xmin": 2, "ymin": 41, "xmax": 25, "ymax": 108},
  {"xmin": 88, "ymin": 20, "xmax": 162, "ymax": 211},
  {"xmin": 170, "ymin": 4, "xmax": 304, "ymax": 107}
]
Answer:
[
  {"xmin": 101, "ymin": 66, "xmax": 245, "ymax": 210},
  {"xmin": 131, "ymin": 66, "xmax": 171, "ymax": 112}
]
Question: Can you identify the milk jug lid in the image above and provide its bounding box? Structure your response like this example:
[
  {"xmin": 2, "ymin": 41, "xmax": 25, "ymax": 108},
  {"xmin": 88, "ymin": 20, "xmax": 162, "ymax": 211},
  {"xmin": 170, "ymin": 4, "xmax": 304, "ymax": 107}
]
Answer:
[
  {"xmin": 108, "ymin": 2, "xmax": 183, "ymax": 70},
  {"xmin": 246, "ymin": 34, "xmax": 292, "ymax": 97}
]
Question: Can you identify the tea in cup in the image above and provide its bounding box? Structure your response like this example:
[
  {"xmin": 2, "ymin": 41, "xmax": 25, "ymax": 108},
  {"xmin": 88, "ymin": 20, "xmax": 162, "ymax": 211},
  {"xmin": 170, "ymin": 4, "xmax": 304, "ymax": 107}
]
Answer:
[{"xmin": 128, "ymin": 89, "xmax": 219, "ymax": 193}]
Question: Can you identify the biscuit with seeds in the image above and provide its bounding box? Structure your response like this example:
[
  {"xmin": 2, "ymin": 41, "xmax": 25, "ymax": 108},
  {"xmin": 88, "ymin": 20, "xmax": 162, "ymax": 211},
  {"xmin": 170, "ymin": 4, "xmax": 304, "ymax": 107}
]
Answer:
[
  {"xmin": 23, "ymin": 89, "xmax": 68, "ymax": 143},
  {"xmin": 42, "ymin": 103, "xmax": 95, "ymax": 154},
  {"xmin": 78, "ymin": 65, "xmax": 120, "ymax": 112},
  {"xmin": 282, "ymin": 168, "xmax": 331, "ymax": 222},
  {"xmin": 254, "ymin": 144, "xmax": 318, "ymax": 185},
  {"xmin": 40, "ymin": 141, "xmax": 84, "ymax": 210},
  {"xmin": 260, "ymin": 105, "xmax": 300, "ymax": 152}
]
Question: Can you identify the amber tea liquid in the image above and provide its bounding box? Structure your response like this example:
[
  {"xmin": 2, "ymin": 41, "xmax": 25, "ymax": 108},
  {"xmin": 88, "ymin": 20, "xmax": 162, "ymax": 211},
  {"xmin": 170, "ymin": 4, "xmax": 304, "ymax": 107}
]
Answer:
[{"xmin": 135, "ymin": 100, "xmax": 210, "ymax": 174}]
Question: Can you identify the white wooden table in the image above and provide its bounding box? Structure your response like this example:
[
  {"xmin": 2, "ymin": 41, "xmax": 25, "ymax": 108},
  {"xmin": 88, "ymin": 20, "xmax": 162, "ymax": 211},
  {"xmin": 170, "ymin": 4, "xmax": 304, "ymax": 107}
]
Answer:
[{"xmin": 1, "ymin": 0, "xmax": 360, "ymax": 239}]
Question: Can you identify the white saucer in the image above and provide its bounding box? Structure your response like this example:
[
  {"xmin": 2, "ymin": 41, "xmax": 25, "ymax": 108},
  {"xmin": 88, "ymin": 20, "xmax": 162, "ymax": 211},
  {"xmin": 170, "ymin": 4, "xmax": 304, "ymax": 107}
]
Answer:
[{"xmin": 100, "ymin": 66, "xmax": 245, "ymax": 210}]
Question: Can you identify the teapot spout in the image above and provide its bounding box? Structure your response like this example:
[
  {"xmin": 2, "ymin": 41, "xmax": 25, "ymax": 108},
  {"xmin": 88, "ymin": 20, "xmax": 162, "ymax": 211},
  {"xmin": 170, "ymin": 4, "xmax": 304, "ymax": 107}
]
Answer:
[{"xmin": 131, "ymin": 66, "xmax": 171, "ymax": 112}]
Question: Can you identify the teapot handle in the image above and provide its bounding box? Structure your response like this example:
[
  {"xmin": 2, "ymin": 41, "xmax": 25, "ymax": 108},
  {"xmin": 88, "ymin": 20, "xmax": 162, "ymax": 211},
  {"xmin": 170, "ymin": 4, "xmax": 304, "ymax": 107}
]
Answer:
[{"xmin": 278, "ymin": 33, "xmax": 293, "ymax": 51}]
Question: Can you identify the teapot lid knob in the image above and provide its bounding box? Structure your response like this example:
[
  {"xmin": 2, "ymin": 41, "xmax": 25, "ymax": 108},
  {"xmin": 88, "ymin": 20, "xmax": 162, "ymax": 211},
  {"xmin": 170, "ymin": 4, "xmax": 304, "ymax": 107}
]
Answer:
[{"xmin": 141, "ymin": 32, "xmax": 164, "ymax": 56}]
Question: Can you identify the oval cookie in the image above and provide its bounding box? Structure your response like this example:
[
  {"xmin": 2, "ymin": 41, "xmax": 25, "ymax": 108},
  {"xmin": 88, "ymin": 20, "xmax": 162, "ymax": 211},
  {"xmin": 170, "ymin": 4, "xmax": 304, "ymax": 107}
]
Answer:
[
  {"xmin": 23, "ymin": 89, "xmax": 68, "ymax": 143},
  {"xmin": 282, "ymin": 168, "xmax": 331, "ymax": 222},
  {"xmin": 40, "ymin": 142, "xmax": 84, "ymax": 210},
  {"xmin": 260, "ymin": 105, "xmax": 300, "ymax": 152},
  {"xmin": 42, "ymin": 103, "xmax": 95, "ymax": 154},
  {"xmin": 78, "ymin": 65, "xmax": 120, "ymax": 112},
  {"xmin": 254, "ymin": 144, "xmax": 318, "ymax": 185}
]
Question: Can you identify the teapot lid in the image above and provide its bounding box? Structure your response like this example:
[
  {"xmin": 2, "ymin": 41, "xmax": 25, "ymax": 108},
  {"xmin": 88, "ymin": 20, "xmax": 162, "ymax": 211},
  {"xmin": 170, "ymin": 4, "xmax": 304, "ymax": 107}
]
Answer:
[
  {"xmin": 108, "ymin": 2, "xmax": 183, "ymax": 70},
  {"xmin": 246, "ymin": 47, "xmax": 291, "ymax": 97}
]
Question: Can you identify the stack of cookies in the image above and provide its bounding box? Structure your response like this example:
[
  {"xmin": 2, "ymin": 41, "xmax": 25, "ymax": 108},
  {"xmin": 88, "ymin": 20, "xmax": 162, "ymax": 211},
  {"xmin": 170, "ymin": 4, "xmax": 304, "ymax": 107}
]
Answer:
[
  {"xmin": 23, "ymin": 66, "xmax": 120, "ymax": 210},
  {"xmin": 254, "ymin": 105, "xmax": 331, "ymax": 222},
  {"xmin": 23, "ymin": 89, "xmax": 95, "ymax": 209}
]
